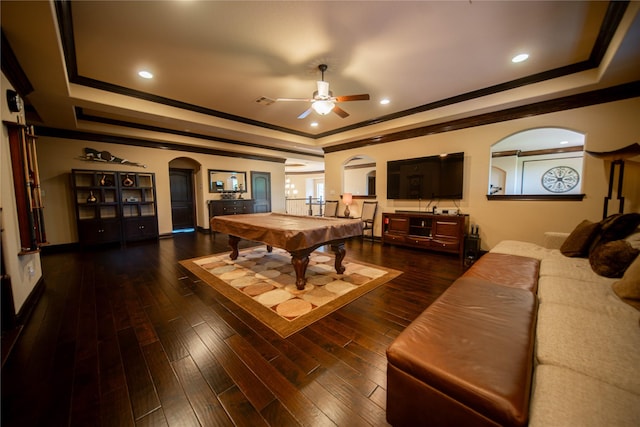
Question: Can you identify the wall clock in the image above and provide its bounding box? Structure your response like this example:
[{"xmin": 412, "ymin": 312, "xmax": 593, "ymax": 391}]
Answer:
[{"xmin": 541, "ymin": 166, "xmax": 580, "ymax": 193}]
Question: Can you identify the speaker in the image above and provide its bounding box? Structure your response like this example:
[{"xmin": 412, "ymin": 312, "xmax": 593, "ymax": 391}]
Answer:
[{"xmin": 465, "ymin": 235, "xmax": 481, "ymax": 262}]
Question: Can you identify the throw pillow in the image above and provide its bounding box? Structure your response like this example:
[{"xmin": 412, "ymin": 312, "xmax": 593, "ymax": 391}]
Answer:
[
  {"xmin": 625, "ymin": 227, "xmax": 640, "ymax": 250},
  {"xmin": 560, "ymin": 219, "xmax": 601, "ymax": 257},
  {"xmin": 589, "ymin": 213, "xmax": 640, "ymax": 255},
  {"xmin": 600, "ymin": 212, "xmax": 640, "ymax": 242},
  {"xmin": 612, "ymin": 256, "xmax": 640, "ymax": 312},
  {"xmin": 612, "ymin": 255, "xmax": 640, "ymax": 300},
  {"xmin": 589, "ymin": 240, "xmax": 639, "ymax": 278}
]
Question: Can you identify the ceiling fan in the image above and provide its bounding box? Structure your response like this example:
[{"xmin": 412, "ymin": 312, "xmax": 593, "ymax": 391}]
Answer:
[{"xmin": 257, "ymin": 64, "xmax": 370, "ymax": 119}]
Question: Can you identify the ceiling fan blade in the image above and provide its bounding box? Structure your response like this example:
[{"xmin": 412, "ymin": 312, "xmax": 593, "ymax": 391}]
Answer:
[
  {"xmin": 335, "ymin": 94, "xmax": 370, "ymax": 102},
  {"xmin": 333, "ymin": 105, "xmax": 350, "ymax": 118},
  {"xmin": 297, "ymin": 108, "xmax": 313, "ymax": 119}
]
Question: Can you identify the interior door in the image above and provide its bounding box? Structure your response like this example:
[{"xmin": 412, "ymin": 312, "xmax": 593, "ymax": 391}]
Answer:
[
  {"xmin": 251, "ymin": 171, "xmax": 271, "ymax": 213},
  {"xmin": 169, "ymin": 168, "xmax": 195, "ymax": 230}
]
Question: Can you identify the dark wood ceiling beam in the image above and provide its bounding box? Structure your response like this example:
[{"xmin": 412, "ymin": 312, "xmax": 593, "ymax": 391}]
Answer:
[
  {"xmin": 75, "ymin": 108, "xmax": 324, "ymax": 159},
  {"xmin": 1, "ymin": 30, "xmax": 34, "ymax": 97},
  {"xmin": 492, "ymin": 146, "xmax": 584, "ymax": 158},
  {"xmin": 35, "ymin": 126, "xmax": 287, "ymax": 164},
  {"xmin": 323, "ymin": 81, "xmax": 640, "ymax": 153}
]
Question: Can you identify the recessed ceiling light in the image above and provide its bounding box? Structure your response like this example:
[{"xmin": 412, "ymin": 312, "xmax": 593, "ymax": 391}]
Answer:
[
  {"xmin": 380, "ymin": 98, "xmax": 390, "ymax": 105},
  {"xmin": 560, "ymin": 140, "xmax": 569, "ymax": 145},
  {"xmin": 512, "ymin": 53, "xmax": 529, "ymax": 63},
  {"xmin": 310, "ymin": 122, "xmax": 319, "ymax": 127},
  {"xmin": 138, "ymin": 70, "xmax": 154, "ymax": 79}
]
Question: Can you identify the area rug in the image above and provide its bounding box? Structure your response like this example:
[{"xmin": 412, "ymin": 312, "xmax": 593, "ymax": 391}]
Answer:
[{"xmin": 179, "ymin": 247, "xmax": 402, "ymax": 338}]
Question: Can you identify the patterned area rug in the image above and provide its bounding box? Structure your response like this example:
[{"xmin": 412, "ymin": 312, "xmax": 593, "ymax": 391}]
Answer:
[{"xmin": 179, "ymin": 247, "xmax": 402, "ymax": 337}]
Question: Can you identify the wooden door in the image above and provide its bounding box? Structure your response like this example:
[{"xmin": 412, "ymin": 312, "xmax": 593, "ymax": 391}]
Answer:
[
  {"xmin": 169, "ymin": 168, "xmax": 195, "ymax": 231},
  {"xmin": 251, "ymin": 171, "xmax": 271, "ymax": 213}
]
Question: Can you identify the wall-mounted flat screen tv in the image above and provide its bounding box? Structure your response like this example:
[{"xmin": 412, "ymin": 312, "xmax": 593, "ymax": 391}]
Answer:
[{"xmin": 387, "ymin": 152, "xmax": 464, "ymax": 200}]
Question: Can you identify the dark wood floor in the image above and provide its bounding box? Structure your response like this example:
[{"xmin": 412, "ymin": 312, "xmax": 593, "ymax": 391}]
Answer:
[{"xmin": 1, "ymin": 232, "xmax": 464, "ymax": 427}]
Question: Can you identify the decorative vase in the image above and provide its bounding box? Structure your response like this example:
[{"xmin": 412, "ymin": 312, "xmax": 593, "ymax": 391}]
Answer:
[
  {"xmin": 87, "ymin": 191, "xmax": 97, "ymax": 203},
  {"xmin": 122, "ymin": 173, "xmax": 134, "ymax": 187},
  {"xmin": 100, "ymin": 174, "xmax": 113, "ymax": 186}
]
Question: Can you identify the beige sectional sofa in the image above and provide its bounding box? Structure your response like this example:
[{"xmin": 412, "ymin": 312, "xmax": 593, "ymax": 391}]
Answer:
[
  {"xmin": 491, "ymin": 234, "xmax": 640, "ymax": 426},
  {"xmin": 386, "ymin": 214, "xmax": 640, "ymax": 426}
]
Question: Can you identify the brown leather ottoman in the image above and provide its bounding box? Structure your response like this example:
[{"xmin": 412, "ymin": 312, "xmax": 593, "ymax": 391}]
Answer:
[
  {"xmin": 386, "ymin": 277, "xmax": 538, "ymax": 427},
  {"xmin": 462, "ymin": 252, "xmax": 540, "ymax": 293}
]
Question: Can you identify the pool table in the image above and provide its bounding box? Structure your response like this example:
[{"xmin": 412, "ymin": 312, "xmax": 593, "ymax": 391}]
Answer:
[{"xmin": 210, "ymin": 213, "xmax": 364, "ymax": 290}]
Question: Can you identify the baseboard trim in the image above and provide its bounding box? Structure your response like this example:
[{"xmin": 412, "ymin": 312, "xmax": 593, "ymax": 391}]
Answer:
[
  {"xmin": 16, "ymin": 276, "xmax": 45, "ymax": 326},
  {"xmin": 40, "ymin": 242, "xmax": 80, "ymax": 254},
  {"xmin": 2, "ymin": 277, "xmax": 45, "ymax": 368}
]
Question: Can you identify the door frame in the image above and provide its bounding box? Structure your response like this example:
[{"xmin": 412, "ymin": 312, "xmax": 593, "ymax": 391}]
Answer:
[
  {"xmin": 169, "ymin": 167, "xmax": 196, "ymax": 231},
  {"xmin": 251, "ymin": 171, "xmax": 272, "ymax": 213}
]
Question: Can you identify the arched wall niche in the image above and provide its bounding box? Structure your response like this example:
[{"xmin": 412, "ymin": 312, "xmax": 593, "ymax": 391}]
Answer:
[
  {"xmin": 488, "ymin": 127, "xmax": 586, "ymax": 200},
  {"xmin": 343, "ymin": 154, "xmax": 376, "ymax": 197}
]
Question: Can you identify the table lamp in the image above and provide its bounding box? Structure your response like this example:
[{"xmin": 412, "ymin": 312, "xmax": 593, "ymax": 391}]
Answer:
[{"xmin": 342, "ymin": 193, "xmax": 353, "ymax": 217}]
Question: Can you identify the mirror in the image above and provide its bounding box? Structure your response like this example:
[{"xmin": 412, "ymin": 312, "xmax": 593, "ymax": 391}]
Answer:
[
  {"xmin": 489, "ymin": 128, "xmax": 585, "ymax": 196},
  {"xmin": 343, "ymin": 155, "xmax": 376, "ymax": 196},
  {"xmin": 208, "ymin": 169, "xmax": 247, "ymax": 193}
]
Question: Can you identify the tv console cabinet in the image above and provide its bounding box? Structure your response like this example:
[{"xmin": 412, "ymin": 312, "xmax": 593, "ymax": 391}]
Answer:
[{"xmin": 382, "ymin": 212, "xmax": 469, "ymax": 262}]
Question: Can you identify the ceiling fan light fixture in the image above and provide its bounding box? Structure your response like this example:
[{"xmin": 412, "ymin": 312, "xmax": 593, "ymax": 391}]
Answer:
[
  {"xmin": 312, "ymin": 100, "xmax": 335, "ymax": 115},
  {"xmin": 317, "ymin": 80, "xmax": 330, "ymax": 98}
]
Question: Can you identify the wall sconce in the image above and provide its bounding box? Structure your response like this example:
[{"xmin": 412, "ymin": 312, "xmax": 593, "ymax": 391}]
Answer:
[{"xmin": 342, "ymin": 193, "xmax": 353, "ymax": 217}]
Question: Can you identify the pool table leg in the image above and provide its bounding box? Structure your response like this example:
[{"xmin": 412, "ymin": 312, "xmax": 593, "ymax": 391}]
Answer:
[
  {"xmin": 330, "ymin": 242, "xmax": 346, "ymax": 274},
  {"xmin": 228, "ymin": 235, "xmax": 240, "ymax": 260},
  {"xmin": 291, "ymin": 251, "xmax": 311, "ymax": 290}
]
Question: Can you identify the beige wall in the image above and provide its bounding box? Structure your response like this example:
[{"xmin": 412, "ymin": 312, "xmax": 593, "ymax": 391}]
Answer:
[
  {"xmin": 325, "ymin": 97, "xmax": 640, "ymax": 250},
  {"xmin": 36, "ymin": 136, "xmax": 287, "ymax": 245},
  {"xmin": 4, "ymin": 60, "xmax": 639, "ymax": 315}
]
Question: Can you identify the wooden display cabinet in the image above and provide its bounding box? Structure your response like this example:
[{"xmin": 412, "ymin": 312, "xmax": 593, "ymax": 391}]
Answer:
[
  {"xmin": 120, "ymin": 172, "xmax": 158, "ymax": 242},
  {"xmin": 71, "ymin": 169, "xmax": 158, "ymax": 246}
]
